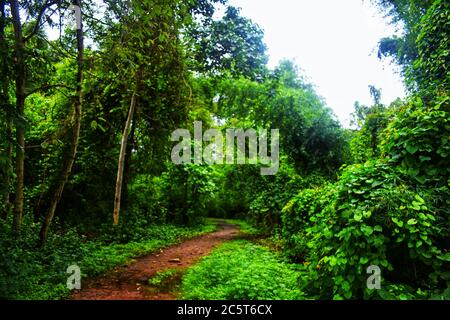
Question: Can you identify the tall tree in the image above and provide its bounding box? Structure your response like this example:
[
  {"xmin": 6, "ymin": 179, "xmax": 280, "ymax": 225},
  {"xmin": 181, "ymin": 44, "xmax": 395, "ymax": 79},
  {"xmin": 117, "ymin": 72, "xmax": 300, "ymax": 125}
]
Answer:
[
  {"xmin": 188, "ymin": 5, "xmax": 268, "ymax": 81},
  {"xmin": 39, "ymin": 0, "xmax": 84, "ymax": 244},
  {"xmin": 0, "ymin": 0, "xmax": 12, "ymax": 220},
  {"xmin": 113, "ymin": 92, "xmax": 136, "ymax": 226},
  {"xmin": 373, "ymin": 0, "xmax": 435, "ymax": 85},
  {"xmin": 10, "ymin": 0, "xmax": 26, "ymax": 234},
  {"xmin": 9, "ymin": 0, "xmax": 61, "ymax": 234}
]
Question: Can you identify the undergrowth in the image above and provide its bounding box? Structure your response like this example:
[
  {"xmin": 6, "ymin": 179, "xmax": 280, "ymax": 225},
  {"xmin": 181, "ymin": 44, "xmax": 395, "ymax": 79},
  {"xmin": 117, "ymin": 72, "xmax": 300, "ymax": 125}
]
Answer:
[
  {"xmin": 0, "ymin": 216, "xmax": 216, "ymax": 300},
  {"xmin": 181, "ymin": 240, "xmax": 304, "ymax": 300}
]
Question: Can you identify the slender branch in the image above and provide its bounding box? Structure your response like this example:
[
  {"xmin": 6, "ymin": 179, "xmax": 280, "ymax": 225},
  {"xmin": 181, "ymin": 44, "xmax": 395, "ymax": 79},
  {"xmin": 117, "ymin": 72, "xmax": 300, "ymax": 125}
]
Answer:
[
  {"xmin": 25, "ymin": 83, "xmax": 73, "ymax": 98},
  {"xmin": 113, "ymin": 92, "xmax": 137, "ymax": 226},
  {"xmin": 41, "ymin": 36, "xmax": 77, "ymax": 59},
  {"xmin": 24, "ymin": 0, "xmax": 60, "ymax": 43},
  {"xmin": 82, "ymin": 11, "xmax": 111, "ymax": 26}
]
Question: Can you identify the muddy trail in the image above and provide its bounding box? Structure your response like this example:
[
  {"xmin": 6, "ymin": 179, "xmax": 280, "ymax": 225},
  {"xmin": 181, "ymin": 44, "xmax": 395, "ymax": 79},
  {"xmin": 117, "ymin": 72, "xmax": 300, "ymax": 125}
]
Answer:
[{"xmin": 72, "ymin": 221, "xmax": 240, "ymax": 300}]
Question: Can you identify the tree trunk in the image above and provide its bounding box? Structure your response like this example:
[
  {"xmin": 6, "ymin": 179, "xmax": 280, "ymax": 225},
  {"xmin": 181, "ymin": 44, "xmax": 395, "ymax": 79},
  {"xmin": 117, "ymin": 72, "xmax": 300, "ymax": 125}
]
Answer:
[
  {"xmin": 0, "ymin": 0, "xmax": 11, "ymax": 220},
  {"xmin": 2, "ymin": 123, "xmax": 13, "ymax": 221},
  {"xmin": 121, "ymin": 118, "xmax": 136, "ymax": 209},
  {"xmin": 39, "ymin": 0, "xmax": 84, "ymax": 245},
  {"xmin": 113, "ymin": 93, "xmax": 137, "ymax": 226},
  {"xmin": 10, "ymin": 0, "xmax": 26, "ymax": 235}
]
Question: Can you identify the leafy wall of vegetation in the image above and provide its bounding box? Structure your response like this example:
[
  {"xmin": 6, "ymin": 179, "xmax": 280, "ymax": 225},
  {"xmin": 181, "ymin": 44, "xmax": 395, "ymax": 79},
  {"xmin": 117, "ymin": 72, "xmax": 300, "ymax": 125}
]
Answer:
[{"xmin": 277, "ymin": 0, "xmax": 449, "ymax": 299}]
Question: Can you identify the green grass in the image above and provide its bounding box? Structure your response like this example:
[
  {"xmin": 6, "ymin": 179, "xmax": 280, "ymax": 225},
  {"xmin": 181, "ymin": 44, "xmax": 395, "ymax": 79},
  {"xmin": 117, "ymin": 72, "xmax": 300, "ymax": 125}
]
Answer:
[
  {"xmin": 0, "ymin": 220, "xmax": 217, "ymax": 300},
  {"xmin": 148, "ymin": 268, "xmax": 182, "ymax": 286},
  {"xmin": 180, "ymin": 240, "xmax": 305, "ymax": 300},
  {"xmin": 80, "ymin": 223, "xmax": 217, "ymax": 277},
  {"xmin": 147, "ymin": 268, "xmax": 186, "ymax": 295}
]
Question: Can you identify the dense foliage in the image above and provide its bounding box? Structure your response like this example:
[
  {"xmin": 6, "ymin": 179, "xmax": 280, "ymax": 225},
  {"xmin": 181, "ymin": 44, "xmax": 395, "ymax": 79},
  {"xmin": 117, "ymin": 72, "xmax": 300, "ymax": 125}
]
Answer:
[
  {"xmin": 0, "ymin": 0, "xmax": 448, "ymax": 300},
  {"xmin": 276, "ymin": 0, "xmax": 450, "ymax": 299}
]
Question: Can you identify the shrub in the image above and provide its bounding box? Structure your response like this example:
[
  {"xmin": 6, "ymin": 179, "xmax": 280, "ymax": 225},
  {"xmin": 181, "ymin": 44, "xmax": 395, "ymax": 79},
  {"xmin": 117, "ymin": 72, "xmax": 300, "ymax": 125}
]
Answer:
[
  {"xmin": 295, "ymin": 161, "xmax": 449, "ymax": 299},
  {"xmin": 159, "ymin": 163, "xmax": 218, "ymax": 225},
  {"xmin": 248, "ymin": 161, "xmax": 326, "ymax": 234},
  {"xmin": 281, "ymin": 183, "xmax": 335, "ymax": 261},
  {"xmin": 381, "ymin": 96, "xmax": 450, "ymax": 185}
]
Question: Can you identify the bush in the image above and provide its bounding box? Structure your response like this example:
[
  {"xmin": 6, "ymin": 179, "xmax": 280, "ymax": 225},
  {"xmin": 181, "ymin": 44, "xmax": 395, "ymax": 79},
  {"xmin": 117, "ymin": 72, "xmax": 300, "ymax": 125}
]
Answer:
[
  {"xmin": 286, "ymin": 160, "xmax": 449, "ymax": 299},
  {"xmin": 381, "ymin": 96, "xmax": 450, "ymax": 185},
  {"xmin": 0, "ymin": 215, "xmax": 83, "ymax": 300},
  {"xmin": 281, "ymin": 183, "xmax": 335, "ymax": 261},
  {"xmin": 159, "ymin": 163, "xmax": 218, "ymax": 225},
  {"xmin": 248, "ymin": 161, "xmax": 326, "ymax": 234},
  {"xmin": 126, "ymin": 174, "xmax": 167, "ymax": 224},
  {"xmin": 280, "ymin": 93, "xmax": 450, "ymax": 299}
]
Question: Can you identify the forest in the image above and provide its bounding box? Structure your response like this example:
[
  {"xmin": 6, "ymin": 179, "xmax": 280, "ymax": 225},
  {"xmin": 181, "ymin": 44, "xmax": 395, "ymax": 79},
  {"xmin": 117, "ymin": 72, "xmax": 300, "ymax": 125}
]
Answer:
[{"xmin": 0, "ymin": 0, "xmax": 449, "ymax": 300}]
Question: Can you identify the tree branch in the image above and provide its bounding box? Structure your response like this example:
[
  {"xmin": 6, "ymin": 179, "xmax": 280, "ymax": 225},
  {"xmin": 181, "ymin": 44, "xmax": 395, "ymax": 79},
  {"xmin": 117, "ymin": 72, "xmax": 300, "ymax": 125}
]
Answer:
[
  {"xmin": 24, "ymin": 0, "xmax": 60, "ymax": 43},
  {"xmin": 25, "ymin": 83, "xmax": 73, "ymax": 98}
]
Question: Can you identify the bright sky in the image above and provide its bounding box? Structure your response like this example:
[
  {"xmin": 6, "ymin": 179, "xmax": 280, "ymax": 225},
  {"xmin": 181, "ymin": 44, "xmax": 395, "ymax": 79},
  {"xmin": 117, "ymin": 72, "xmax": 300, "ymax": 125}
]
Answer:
[{"xmin": 226, "ymin": 0, "xmax": 406, "ymax": 126}]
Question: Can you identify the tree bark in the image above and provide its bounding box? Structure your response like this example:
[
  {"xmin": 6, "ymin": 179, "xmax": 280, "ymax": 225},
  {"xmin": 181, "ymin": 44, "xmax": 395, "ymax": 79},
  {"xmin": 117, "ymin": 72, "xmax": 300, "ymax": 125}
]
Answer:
[
  {"xmin": 113, "ymin": 92, "xmax": 137, "ymax": 226},
  {"xmin": 0, "ymin": 0, "xmax": 11, "ymax": 220},
  {"xmin": 39, "ymin": 0, "xmax": 84, "ymax": 244},
  {"xmin": 10, "ymin": 0, "xmax": 26, "ymax": 234},
  {"xmin": 121, "ymin": 118, "xmax": 136, "ymax": 209},
  {"xmin": 2, "ymin": 124, "xmax": 12, "ymax": 221}
]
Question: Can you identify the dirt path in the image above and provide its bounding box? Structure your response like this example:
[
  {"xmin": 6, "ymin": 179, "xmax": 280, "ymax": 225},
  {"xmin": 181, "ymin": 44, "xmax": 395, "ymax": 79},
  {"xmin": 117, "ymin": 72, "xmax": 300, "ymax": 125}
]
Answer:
[{"xmin": 72, "ymin": 221, "xmax": 240, "ymax": 300}]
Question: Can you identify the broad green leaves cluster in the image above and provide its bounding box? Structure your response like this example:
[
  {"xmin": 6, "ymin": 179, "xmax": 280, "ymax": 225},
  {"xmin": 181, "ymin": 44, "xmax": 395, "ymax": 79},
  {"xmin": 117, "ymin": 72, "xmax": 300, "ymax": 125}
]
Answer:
[
  {"xmin": 285, "ymin": 161, "xmax": 448, "ymax": 299},
  {"xmin": 279, "ymin": 0, "xmax": 450, "ymax": 299},
  {"xmin": 381, "ymin": 96, "xmax": 450, "ymax": 184},
  {"xmin": 411, "ymin": 0, "xmax": 449, "ymax": 95}
]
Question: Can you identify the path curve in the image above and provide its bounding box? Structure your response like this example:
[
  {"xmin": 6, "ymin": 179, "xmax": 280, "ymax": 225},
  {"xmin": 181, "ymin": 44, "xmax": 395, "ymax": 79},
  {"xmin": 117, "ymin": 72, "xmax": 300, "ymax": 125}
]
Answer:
[{"xmin": 72, "ymin": 222, "xmax": 240, "ymax": 300}]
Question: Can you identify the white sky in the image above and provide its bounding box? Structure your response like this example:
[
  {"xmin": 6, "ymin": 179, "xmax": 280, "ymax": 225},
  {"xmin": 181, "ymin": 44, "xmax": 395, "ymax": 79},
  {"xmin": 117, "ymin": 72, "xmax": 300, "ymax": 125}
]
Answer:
[
  {"xmin": 46, "ymin": 0, "xmax": 405, "ymax": 127},
  {"xmin": 226, "ymin": 0, "xmax": 406, "ymax": 126}
]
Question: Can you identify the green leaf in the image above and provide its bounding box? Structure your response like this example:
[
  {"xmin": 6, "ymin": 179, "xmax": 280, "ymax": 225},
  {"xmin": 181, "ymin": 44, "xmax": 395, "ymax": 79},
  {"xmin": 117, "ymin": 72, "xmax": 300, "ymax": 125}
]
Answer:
[
  {"xmin": 374, "ymin": 225, "xmax": 383, "ymax": 232},
  {"xmin": 371, "ymin": 181, "xmax": 383, "ymax": 187},
  {"xmin": 363, "ymin": 211, "xmax": 372, "ymax": 218},
  {"xmin": 361, "ymin": 225, "xmax": 374, "ymax": 236},
  {"xmin": 414, "ymin": 175, "xmax": 427, "ymax": 184},
  {"xmin": 392, "ymin": 218, "xmax": 404, "ymax": 227},
  {"xmin": 329, "ymin": 256, "xmax": 337, "ymax": 266},
  {"xmin": 414, "ymin": 194, "xmax": 425, "ymax": 204},
  {"xmin": 419, "ymin": 156, "xmax": 431, "ymax": 162},
  {"xmin": 406, "ymin": 144, "xmax": 419, "ymax": 154},
  {"xmin": 437, "ymin": 253, "xmax": 450, "ymax": 262}
]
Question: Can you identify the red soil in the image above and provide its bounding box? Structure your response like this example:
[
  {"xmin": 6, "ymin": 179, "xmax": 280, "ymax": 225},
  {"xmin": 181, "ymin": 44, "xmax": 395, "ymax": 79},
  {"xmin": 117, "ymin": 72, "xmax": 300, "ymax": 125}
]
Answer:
[{"xmin": 71, "ymin": 222, "xmax": 240, "ymax": 300}]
